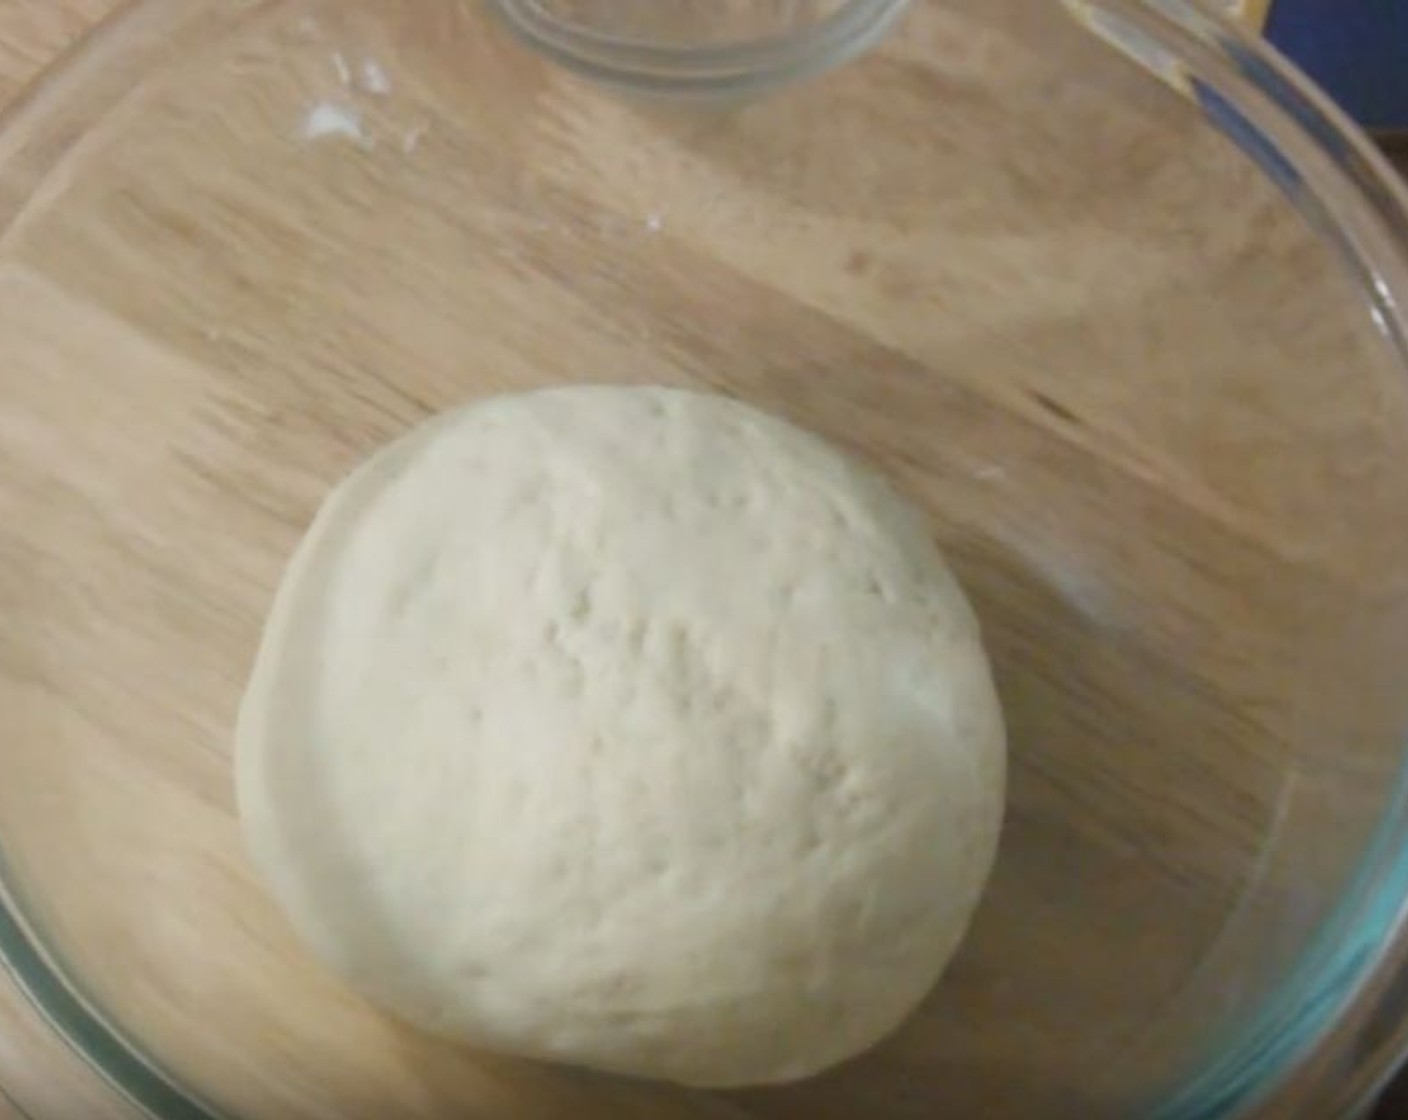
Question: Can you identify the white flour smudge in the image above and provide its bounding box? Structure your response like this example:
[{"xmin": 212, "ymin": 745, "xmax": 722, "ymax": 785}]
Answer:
[
  {"xmin": 331, "ymin": 51, "xmax": 351, "ymax": 87},
  {"xmin": 302, "ymin": 102, "xmax": 373, "ymax": 148},
  {"xmin": 359, "ymin": 59, "xmax": 392, "ymax": 96},
  {"xmin": 401, "ymin": 122, "xmax": 430, "ymax": 155}
]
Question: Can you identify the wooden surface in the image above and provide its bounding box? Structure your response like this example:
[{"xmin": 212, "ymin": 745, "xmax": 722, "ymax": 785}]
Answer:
[
  {"xmin": 0, "ymin": 6, "xmax": 150, "ymax": 1120},
  {"xmin": 0, "ymin": 0, "xmax": 110, "ymax": 103},
  {"xmin": 0, "ymin": 2, "xmax": 1407, "ymax": 1119}
]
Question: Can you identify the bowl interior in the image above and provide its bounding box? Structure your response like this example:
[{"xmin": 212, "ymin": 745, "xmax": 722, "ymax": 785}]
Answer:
[{"xmin": 2, "ymin": 1, "xmax": 1408, "ymax": 1117}]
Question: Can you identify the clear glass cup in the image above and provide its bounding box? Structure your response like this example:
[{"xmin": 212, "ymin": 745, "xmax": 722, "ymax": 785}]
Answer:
[
  {"xmin": 1, "ymin": 1, "xmax": 1408, "ymax": 1118},
  {"xmin": 487, "ymin": 0, "xmax": 913, "ymax": 94}
]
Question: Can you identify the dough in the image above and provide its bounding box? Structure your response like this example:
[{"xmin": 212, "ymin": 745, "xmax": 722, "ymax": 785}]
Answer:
[{"xmin": 236, "ymin": 385, "xmax": 1005, "ymax": 1087}]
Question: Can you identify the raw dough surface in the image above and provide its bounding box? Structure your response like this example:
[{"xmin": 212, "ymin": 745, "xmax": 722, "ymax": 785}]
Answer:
[{"xmin": 236, "ymin": 386, "xmax": 1006, "ymax": 1087}]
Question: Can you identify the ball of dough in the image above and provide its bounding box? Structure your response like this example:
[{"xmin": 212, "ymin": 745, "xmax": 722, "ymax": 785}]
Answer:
[{"xmin": 236, "ymin": 385, "xmax": 1005, "ymax": 1088}]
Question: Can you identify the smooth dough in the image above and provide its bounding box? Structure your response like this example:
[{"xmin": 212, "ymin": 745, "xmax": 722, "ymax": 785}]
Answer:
[{"xmin": 236, "ymin": 385, "xmax": 1006, "ymax": 1088}]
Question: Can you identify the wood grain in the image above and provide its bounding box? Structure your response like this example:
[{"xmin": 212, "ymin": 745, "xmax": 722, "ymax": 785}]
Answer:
[
  {"xmin": 0, "ymin": 6, "xmax": 161, "ymax": 1116},
  {"xmin": 0, "ymin": 0, "xmax": 111, "ymax": 104},
  {"xmin": 0, "ymin": 1, "xmax": 1406, "ymax": 1119}
]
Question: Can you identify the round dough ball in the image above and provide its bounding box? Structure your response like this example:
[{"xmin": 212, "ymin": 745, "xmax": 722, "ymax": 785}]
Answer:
[{"xmin": 236, "ymin": 385, "xmax": 1005, "ymax": 1088}]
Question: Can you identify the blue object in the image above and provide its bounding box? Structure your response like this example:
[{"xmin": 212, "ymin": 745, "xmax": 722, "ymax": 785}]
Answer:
[{"xmin": 1264, "ymin": 0, "xmax": 1408, "ymax": 133}]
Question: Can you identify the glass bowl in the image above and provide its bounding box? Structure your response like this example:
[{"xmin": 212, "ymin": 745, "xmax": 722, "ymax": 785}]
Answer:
[{"xmin": 2, "ymin": 1, "xmax": 1408, "ymax": 1117}]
